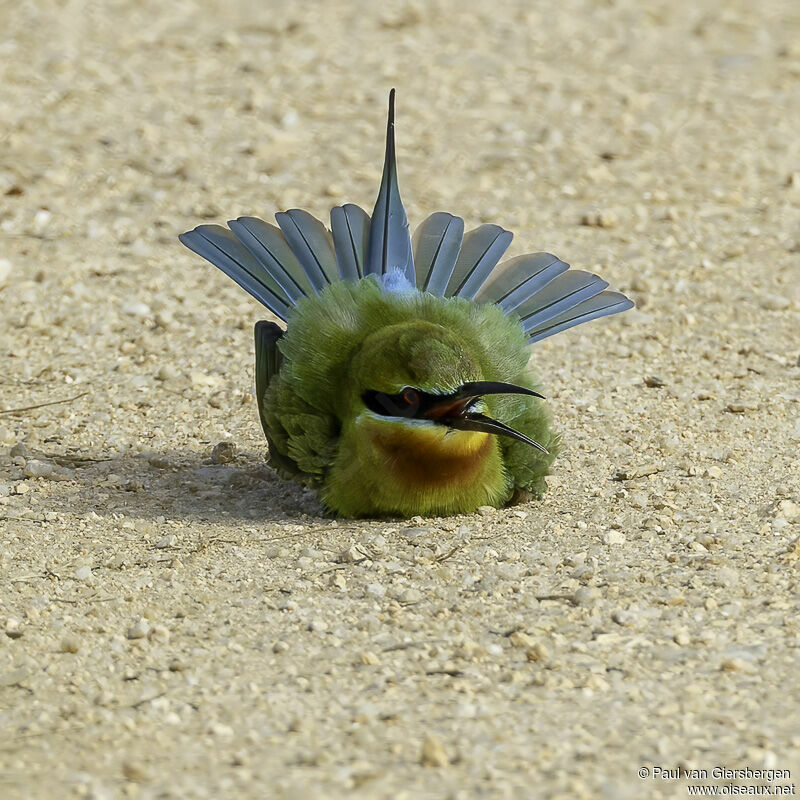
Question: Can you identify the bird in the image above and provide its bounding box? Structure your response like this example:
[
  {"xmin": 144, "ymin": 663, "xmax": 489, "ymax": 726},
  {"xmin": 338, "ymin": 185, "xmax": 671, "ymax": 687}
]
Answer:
[{"xmin": 179, "ymin": 90, "xmax": 633, "ymax": 518}]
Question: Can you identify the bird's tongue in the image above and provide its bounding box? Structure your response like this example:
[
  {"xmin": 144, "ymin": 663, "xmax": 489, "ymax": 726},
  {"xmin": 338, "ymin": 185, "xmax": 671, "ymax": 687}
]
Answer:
[{"xmin": 422, "ymin": 396, "xmax": 473, "ymax": 421}]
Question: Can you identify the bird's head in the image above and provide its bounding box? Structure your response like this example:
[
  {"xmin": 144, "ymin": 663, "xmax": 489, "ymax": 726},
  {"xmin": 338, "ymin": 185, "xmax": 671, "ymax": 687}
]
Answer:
[{"xmin": 345, "ymin": 320, "xmax": 547, "ymax": 494}]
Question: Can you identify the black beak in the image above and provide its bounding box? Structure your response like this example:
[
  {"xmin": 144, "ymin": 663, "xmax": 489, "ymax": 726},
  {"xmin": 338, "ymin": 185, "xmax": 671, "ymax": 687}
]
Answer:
[
  {"xmin": 428, "ymin": 382, "xmax": 549, "ymax": 454},
  {"xmin": 444, "ymin": 411, "xmax": 549, "ymax": 453},
  {"xmin": 363, "ymin": 381, "xmax": 549, "ymax": 454}
]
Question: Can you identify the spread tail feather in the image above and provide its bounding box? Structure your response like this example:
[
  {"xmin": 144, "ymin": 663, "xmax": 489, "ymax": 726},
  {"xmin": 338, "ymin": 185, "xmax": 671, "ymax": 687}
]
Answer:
[{"xmin": 365, "ymin": 89, "xmax": 415, "ymax": 283}]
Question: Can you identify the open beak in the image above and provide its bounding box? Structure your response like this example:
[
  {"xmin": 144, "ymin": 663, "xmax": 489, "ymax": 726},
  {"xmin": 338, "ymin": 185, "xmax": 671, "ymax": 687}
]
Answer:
[{"xmin": 422, "ymin": 381, "xmax": 550, "ymax": 454}]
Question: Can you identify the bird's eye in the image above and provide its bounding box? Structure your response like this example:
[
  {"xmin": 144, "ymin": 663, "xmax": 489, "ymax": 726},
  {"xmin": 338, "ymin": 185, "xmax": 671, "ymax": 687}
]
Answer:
[
  {"xmin": 402, "ymin": 387, "xmax": 419, "ymax": 406},
  {"xmin": 363, "ymin": 387, "xmax": 421, "ymax": 418}
]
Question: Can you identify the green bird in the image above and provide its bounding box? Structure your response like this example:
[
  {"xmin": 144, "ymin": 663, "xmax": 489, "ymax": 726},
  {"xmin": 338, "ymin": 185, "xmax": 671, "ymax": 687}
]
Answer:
[{"xmin": 180, "ymin": 91, "xmax": 633, "ymax": 518}]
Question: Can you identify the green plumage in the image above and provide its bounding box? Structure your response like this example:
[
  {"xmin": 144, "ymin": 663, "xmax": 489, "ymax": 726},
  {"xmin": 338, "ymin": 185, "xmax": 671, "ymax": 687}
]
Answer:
[{"xmin": 257, "ymin": 278, "xmax": 559, "ymax": 517}]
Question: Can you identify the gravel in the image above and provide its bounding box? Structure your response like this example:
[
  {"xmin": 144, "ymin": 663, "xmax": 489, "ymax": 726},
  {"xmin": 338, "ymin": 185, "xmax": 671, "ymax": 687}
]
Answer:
[{"xmin": 1, "ymin": 0, "xmax": 799, "ymax": 798}]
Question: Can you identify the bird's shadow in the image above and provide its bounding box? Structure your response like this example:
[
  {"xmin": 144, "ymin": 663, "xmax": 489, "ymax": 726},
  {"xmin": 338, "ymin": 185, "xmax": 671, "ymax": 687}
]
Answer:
[{"xmin": 5, "ymin": 445, "xmax": 326, "ymax": 525}]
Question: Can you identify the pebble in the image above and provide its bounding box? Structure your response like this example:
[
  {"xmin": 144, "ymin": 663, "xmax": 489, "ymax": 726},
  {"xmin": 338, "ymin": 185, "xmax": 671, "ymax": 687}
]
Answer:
[
  {"xmin": 74, "ymin": 565, "xmax": 94, "ymax": 582},
  {"xmin": 603, "ymin": 530, "xmax": 626, "ymax": 546},
  {"xmin": 720, "ymin": 658, "xmax": 748, "ymax": 672},
  {"xmin": 759, "ymin": 294, "xmax": 791, "ymax": 311},
  {"xmin": 121, "ymin": 301, "xmax": 152, "ymax": 317},
  {"xmin": 5, "ymin": 618, "xmax": 23, "ymax": 639},
  {"xmin": 365, "ymin": 583, "xmax": 386, "ymax": 598},
  {"xmin": 0, "ymin": 258, "xmax": 12, "ymax": 284},
  {"xmin": 508, "ymin": 630, "xmax": 536, "ymax": 649},
  {"xmin": 393, "ymin": 587, "xmax": 422, "ymax": 604},
  {"xmin": 614, "ymin": 464, "xmax": 660, "ymax": 481},
  {"xmin": 126, "ymin": 618, "xmax": 150, "ymax": 640},
  {"xmin": 400, "ymin": 526, "xmax": 428, "ymax": 540},
  {"xmin": 643, "ymin": 375, "xmax": 666, "ymax": 387},
  {"xmin": 338, "ymin": 544, "xmax": 367, "ymax": 563},
  {"xmin": 211, "ymin": 441, "xmax": 236, "ymax": 464},
  {"xmin": 359, "ymin": 651, "xmax": 380, "ymax": 665},
  {"xmin": 156, "ymin": 364, "xmax": 180, "ymax": 381},
  {"xmin": 778, "ymin": 499, "xmax": 799, "ymax": 520},
  {"xmin": 581, "ymin": 209, "xmax": 619, "ymax": 228},
  {"xmin": 122, "ymin": 760, "xmax": 148, "ymax": 782},
  {"xmin": 273, "ymin": 640, "xmax": 289, "ymax": 653},
  {"xmin": 24, "ymin": 457, "xmax": 55, "ymax": 478},
  {"xmin": 612, "ymin": 610, "xmax": 637, "ymax": 627},
  {"xmin": 10, "ymin": 442, "xmax": 29, "ymax": 458},
  {"xmin": 60, "ymin": 636, "xmax": 80, "ymax": 654},
  {"xmin": 156, "ymin": 534, "xmax": 177, "ymax": 549},
  {"xmin": 420, "ymin": 734, "xmax": 449, "ymax": 767},
  {"xmin": 525, "ymin": 642, "xmax": 549, "ymax": 663}
]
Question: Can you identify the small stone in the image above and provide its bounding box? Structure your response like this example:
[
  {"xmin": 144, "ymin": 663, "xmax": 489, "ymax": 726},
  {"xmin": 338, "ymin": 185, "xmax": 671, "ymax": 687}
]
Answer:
[
  {"xmin": 420, "ymin": 734, "xmax": 449, "ymax": 767},
  {"xmin": 0, "ymin": 258, "xmax": 11, "ymax": 284},
  {"xmin": 581, "ymin": 209, "xmax": 619, "ymax": 228},
  {"xmin": 156, "ymin": 364, "xmax": 180, "ymax": 381},
  {"xmin": 525, "ymin": 642, "xmax": 549, "ymax": 663},
  {"xmin": 613, "ymin": 464, "xmax": 660, "ymax": 481},
  {"xmin": 211, "ymin": 441, "xmax": 236, "ymax": 464},
  {"xmin": 126, "ymin": 618, "xmax": 150, "ymax": 640},
  {"xmin": 721, "ymin": 658, "xmax": 747, "ymax": 672},
  {"xmin": 156, "ymin": 534, "xmax": 176, "ymax": 549},
  {"xmin": 168, "ymin": 658, "xmax": 185, "ymax": 671},
  {"xmin": 508, "ymin": 630, "xmax": 536, "ymax": 649},
  {"xmin": 122, "ymin": 760, "xmax": 147, "ymax": 782},
  {"xmin": 23, "ymin": 459, "xmax": 55, "ymax": 479},
  {"xmin": 33, "ymin": 209, "xmax": 52, "ymax": 232},
  {"xmin": 365, "ymin": 583, "xmax": 386, "ymax": 598},
  {"xmin": 778, "ymin": 499, "xmax": 800, "ymax": 520},
  {"xmin": 10, "ymin": 442, "xmax": 29, "ymax": 458},
  {"xmin": 612, "ymin": 609, "xmax": 637, "ymax": 627},
  {"xmin": 330, "ymin": 572, "xmax": 347, "ymax": 590},
  {"xmin": 337, "ymin": 544, "xmax": 367, "ymax": 563},
  {"xmin": 5, "ymin": 618, "xmax": 23, "ymax": 639},
  {"xmin": 572, "ymin": 586, "xmax": 601, "ymax": 606},
  {"xmin": 643, "ymin": 375, "xmax": 666, "ymax": 388},
  {"xmin": 726, "ymin": 401, "xmax": 754, "ymax": 413},
  {"xmin": 705, "ymin": 466, "xmax": 723, "ymax": 479},
  {"xmin": 400, "ymin": 526, "xmax": 428, "ymax": 540},
  {"xmin": 121, "ymin": 301, "xmax": 152, "ymax": 317},
  {"xmin": 394, "ymin": 587, "xmax": 422, "ymax": 604},
  {"xmin": 359, "ymin": 651, "xmax": 381, "ymax": 666},
  {"xmin": 74, "ymin": 565, "xmax": 94, "ymax": 582},
  {"xmin": 759, "ymin": 294, "xmax": 790, "ymax": 311},
  {"xmin": 673, "ymin": 631, "xmax": 690, "ymax": 647},
  {"xmin": 60, "ymin": 636, "xmax": 80, "ymax": 654},
  {"xmin": 14, "ymin": 482, "xmax": 30, "ymax": 495},
  {"xmin": 273, "ymin": 640, "xmax": 289, "ymax": 653},
  {"xmin": 603, "ymin": 530, "xmax": 626, "ymax": 546},
  {"xmin": 477, "ymin": 505, "xmax": 496, "ymax": 516},
  {"xmin": 307, "ymin": 618, "xmax": 328, "ymax": 632}
]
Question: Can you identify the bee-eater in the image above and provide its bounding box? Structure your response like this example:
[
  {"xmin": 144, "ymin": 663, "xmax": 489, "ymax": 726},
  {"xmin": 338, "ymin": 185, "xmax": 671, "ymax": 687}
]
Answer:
[{"xmin": 179, "ymin": 90, "xmax": 633, "ymax": 518}]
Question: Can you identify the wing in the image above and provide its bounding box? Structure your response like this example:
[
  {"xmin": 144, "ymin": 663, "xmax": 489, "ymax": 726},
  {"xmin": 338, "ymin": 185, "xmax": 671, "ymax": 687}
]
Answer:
[{"xmin": 254, "ymin": 321, "xmax": 284, "ymax": 439}]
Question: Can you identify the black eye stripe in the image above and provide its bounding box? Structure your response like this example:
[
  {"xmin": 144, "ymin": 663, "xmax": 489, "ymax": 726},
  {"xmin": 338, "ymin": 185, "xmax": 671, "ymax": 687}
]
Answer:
[{"xmin": 363, "ymin": 387, "xmax": 422, "ymax": 418}]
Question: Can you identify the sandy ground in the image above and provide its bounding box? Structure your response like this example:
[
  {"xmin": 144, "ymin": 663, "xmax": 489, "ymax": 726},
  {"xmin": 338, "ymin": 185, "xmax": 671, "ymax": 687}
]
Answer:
[{"xmin": 2, "ymin": 0, "xmax": 800, "ymax": 797}]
